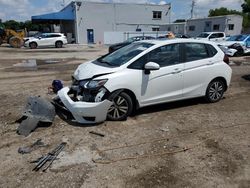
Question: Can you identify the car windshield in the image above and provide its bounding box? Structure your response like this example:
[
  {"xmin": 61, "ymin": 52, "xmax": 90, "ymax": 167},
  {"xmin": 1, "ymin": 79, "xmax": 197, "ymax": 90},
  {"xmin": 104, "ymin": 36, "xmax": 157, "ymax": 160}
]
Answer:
[
  {"xmin": 226, "ymin": 35, "xmax": 248, "ymax": 41},
  {"xmin": 97, "ymin": 42, "xmax": 154, "ymax": 67},
  {"xmin": 197, "ymin": 33, "xmax": 210, "ymax": 38}
]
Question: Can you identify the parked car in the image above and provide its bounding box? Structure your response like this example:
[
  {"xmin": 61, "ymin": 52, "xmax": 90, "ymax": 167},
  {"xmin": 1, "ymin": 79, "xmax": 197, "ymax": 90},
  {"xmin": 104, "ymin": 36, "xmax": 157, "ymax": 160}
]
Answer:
[
  {"xmin": 217, "ymin": 34, "xmax": 250, "ymax": 56},
  {"xmin": 56, "ymin": 39, "xmax": 232, "ymax": 124},
  {"xmin": 175, "ymin": 34, "xmax": 190, "ymax": 38},
  {"xmin": 24, "ymin": 33, "xmax": 68, "ymax": 49},
  {"xmin": 195, "ymin": 32, "xmax": 226, "ymax": 42},
  {"xmin": 108, "ymin": 36, "xmax": 155, "ymax": 53}
]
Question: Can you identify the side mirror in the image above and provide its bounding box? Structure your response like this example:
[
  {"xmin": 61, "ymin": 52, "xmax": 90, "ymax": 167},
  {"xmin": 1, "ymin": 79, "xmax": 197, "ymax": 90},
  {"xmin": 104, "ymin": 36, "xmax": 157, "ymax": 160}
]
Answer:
[
  {"xmin": 38, "ymin": 37, "xmax": 42, "ymax": 40},
  {"xmin": 144, "ymin": 62, "xmax": 160, "ymax": 74}
]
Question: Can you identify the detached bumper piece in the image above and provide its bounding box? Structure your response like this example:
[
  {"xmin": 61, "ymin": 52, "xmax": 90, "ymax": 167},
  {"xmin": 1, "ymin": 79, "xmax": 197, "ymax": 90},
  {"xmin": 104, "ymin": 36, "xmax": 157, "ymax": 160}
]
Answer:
[
  {"xmin": 57, "ymin": 87, "xmax": 112, "ymax": 124},
  {"xmin": 17, "ymin": 96, "xmax": 56, "ymax": 136}
]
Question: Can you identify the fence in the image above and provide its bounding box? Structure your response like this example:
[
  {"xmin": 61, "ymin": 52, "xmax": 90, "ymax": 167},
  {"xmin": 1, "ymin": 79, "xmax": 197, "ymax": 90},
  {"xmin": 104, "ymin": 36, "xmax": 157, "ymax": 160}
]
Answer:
[{"xmin": 104, "ymin": 31, "xmax": 168, "ymax": 45}]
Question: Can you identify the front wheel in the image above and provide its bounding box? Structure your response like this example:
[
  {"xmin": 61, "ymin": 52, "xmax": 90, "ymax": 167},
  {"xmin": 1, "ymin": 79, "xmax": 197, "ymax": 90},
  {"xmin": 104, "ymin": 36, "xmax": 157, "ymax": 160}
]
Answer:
[
  {"xmin": 107, "ymin": 92, "xmax": 133, "ymax": 121},
  {"xmin": 29, "ymin": 42, "xmax": 37, "ymax": 49},
  {"xmin": 205, "ymin": 80, "xmax": 225, "ymax": 103},
  {"xmin": 55, "ymin": 41, "xmax": 63, "ymax": 48}
]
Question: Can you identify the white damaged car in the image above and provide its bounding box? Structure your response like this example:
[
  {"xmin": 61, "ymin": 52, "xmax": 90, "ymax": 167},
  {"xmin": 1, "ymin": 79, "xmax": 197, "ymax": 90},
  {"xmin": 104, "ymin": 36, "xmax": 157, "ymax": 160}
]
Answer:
[{"xmin": 56, "ymin": 39, "xmax": 232, "ymax": 124}]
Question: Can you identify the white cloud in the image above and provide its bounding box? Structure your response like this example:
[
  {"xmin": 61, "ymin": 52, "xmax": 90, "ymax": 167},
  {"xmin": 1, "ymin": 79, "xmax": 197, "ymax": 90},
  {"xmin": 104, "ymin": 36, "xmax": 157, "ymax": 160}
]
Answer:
[
  {"xmin": 159, "ymin": 1, "xmax": 167, "ymax": 5},
  {"xmin": 0, "ymin": 0, "xmax": 245, "ymax": 21}
]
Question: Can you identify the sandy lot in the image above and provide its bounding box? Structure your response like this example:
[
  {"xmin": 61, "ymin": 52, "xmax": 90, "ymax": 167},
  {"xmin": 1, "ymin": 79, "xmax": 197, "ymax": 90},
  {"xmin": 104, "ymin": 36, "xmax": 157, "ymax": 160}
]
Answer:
[{"xmin": 0, "ymin": 45, "xmax": 249, "ymax": 188}]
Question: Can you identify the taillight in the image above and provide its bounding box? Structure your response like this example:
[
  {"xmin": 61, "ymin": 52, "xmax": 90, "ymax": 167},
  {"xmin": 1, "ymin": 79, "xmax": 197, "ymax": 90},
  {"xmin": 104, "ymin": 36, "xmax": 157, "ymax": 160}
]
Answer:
[{"xmin": 223, "ymin": 54, "xmax": 229, "ymax": 64}]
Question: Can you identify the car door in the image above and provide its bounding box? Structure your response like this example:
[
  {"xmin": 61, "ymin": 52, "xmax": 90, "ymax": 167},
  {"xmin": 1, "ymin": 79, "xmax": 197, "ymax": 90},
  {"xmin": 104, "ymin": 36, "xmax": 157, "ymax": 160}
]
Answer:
[
  {"xmin": 129, "ymin": 43, "xmax": 184, "ymax": 106},
  {"xmin": 182, "ymin": 43, "xmax": 216, "ymax": 98},
  {"xmin": 44, "ymin": 34, "xmax": 56, "ymax": 46},
  {"xmin": 37, "ymin": 34, "xmax": 49, "ymax": 46}
]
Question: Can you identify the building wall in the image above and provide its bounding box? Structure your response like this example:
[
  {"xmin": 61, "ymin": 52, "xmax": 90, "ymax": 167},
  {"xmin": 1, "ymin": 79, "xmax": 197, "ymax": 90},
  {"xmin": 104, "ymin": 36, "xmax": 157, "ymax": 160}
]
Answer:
[
  {"xmin": 186, "ymin": 15, "xmax": 243, "ymax": 37},
  {"xmin": 75, "ymin": 2, "xmax": 171, "ymax": 44},
  {"xmin": 160, "ymin": 23, "xmax": 186, "ymax": 34}
]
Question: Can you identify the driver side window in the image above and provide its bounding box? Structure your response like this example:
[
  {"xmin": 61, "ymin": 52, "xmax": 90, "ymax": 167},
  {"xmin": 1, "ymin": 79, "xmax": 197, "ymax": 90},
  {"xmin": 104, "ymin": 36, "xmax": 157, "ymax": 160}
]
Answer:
[{"xmin": 128, "ymin": 43, "xmax": 181, "ymax": 69}]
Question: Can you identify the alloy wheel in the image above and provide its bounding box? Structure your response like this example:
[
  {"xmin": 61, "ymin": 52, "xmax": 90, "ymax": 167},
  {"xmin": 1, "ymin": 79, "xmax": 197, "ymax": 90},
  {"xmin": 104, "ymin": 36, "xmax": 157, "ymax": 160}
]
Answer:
[
  {"xmin": 108, "ymin": 95, "xmax": 129, "ymax": 119},
  {"xmin": 208, "ymin": 81, "xmax": 224, "ymax": 102}
]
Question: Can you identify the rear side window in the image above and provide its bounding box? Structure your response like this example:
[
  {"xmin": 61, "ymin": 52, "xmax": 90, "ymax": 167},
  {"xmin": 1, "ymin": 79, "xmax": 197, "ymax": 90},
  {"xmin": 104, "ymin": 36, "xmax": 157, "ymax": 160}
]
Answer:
[
  {"xmin": 50, "ymin": 34, "xmax": 61, "ymax": 38},
  {"xmin": 206, "ymin": 44, "xmax": 218, "ymax": 57},
  {"xmin": 185, "ymin": 43, "xmax": 209, "ymax": 62},
  {"xmin": 210, "ymin": 33, "xmax": 224, "ymax": 39}
]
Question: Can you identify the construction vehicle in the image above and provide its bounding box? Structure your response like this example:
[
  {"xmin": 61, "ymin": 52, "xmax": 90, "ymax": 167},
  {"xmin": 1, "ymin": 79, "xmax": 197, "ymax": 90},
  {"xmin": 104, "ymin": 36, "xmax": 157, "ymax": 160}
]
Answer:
[{"xmin": 0, "ymin": 22, "xmax": 26, "ymax": 48}]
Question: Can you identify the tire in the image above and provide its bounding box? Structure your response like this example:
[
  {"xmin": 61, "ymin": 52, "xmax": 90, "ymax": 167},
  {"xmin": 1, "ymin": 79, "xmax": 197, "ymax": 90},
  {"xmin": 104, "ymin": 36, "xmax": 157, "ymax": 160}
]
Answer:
[
  {"xmin": 205, "ymin": 79, "xmax": 225, "ymax": 103},
  {"xmin": 55, "ymin": 41, "xmax": 63, "ymax": 48},
  {"xmin": 9, "ymin": 36, "xmax": 23, "ymax": 48},
  {"xmin": 107, "ymin": 92, "xmax": 133, "ymax": 121},
  {"xmin": 29, "ymin": 42, "xmax": 37, "ymax": 49}
]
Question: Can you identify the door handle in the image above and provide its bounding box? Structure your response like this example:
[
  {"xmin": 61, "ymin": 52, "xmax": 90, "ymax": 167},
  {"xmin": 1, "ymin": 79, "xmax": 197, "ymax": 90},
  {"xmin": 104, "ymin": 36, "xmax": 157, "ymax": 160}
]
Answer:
[
  {"xmin": 171, "ymin": 68, "xmax": 183, "ymax": 74},
  {"xmin": 206, "ymin": 61, "xmax": 214, "ymax": 66}
]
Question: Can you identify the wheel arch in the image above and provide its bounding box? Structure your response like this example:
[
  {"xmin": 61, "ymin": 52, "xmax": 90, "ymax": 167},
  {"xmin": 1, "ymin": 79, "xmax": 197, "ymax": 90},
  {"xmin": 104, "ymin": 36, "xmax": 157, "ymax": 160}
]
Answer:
[
  {"xmin": 109, "ymin": 88, "xmax": 139, "ymax": 111},
  {"xmin": 208, "ymin": 77, "xmax": 228, "ymax": 92},
  {"xmin": 55, "ymin": 40, "xmax": 63, "ymax": 44},
  {"xmin": 29, "ymin": 41, "xmax": 38, "ymax": 48}
]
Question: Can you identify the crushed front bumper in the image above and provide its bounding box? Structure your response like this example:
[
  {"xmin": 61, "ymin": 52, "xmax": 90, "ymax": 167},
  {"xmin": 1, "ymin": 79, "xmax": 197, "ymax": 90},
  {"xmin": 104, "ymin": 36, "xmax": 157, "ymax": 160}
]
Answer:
[{"xmin": 57, "ymin": 87, "xmax": 112, "ymax": 124}]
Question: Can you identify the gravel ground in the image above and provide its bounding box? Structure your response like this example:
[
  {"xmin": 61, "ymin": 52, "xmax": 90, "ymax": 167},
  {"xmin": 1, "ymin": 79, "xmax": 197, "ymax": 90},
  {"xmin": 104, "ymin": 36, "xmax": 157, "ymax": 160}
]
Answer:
[{"xmin": 0, "ymin": 45, "xmax": 249, "ymax": 188}]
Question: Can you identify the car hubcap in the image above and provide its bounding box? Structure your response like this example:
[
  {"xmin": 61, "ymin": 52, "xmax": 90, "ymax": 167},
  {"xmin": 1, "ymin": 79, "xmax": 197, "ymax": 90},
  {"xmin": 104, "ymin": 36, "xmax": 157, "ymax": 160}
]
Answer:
[
  {"xmin": 209, "ymin": 82, "xmax": 223, "ymax": 101},
  {"xmin": 108, "ymin": 96, "xmax": 128, "ymax": 119}
]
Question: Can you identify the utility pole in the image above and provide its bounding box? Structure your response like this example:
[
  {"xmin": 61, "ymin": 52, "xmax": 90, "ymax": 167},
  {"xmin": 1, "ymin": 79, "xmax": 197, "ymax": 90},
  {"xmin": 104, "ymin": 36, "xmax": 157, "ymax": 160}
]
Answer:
[
  {"xmin": 61, "ymin": 0, "xmax": 65, "ymax": 8},
  {"xmin": 191, "ymin": 0, "xmax": 196, "ymax": 19}
]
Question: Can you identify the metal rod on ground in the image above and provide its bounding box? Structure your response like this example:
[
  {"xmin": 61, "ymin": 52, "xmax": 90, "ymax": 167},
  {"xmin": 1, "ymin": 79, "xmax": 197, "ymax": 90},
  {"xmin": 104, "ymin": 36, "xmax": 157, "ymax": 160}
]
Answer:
[
  {"xmin": 42, "ymin": 142, "xmax": 66, "ymax": 172},
  {"xmin": 32, "ymin": 142, "xmax": 66, "ymax": 171},
  {"xmin": 89, "ymin": 131, "xmax": 105, "ymax": 137}
]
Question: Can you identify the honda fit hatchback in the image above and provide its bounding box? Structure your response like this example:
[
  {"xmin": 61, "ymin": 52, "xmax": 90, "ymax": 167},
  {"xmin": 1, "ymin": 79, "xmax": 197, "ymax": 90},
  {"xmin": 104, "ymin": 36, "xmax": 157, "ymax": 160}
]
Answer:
[{"xmin": 57, "ymin": 39, "xmax": 232, "ymax": 124}]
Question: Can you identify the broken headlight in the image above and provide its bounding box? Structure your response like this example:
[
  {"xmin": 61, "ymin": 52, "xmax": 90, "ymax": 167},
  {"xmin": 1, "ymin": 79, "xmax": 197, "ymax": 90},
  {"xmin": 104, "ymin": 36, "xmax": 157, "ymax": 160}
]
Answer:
[{"xmin": 84, "ymin": 79, "xmax": 108, "ymax": 89}]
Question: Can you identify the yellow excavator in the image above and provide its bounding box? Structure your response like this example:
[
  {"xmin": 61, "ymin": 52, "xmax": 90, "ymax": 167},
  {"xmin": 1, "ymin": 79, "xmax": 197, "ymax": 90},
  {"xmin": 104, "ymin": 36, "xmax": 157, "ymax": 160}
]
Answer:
[{"xmin": 0, "ymin": 23, "xmax": 26, "ymax": 48}]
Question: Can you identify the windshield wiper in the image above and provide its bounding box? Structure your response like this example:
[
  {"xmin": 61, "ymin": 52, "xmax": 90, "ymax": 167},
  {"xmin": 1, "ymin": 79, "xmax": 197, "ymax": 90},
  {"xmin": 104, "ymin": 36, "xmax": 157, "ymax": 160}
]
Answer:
[{"xmin": 97, "ymin": 58, "xmax": 114, "ymax": 66}]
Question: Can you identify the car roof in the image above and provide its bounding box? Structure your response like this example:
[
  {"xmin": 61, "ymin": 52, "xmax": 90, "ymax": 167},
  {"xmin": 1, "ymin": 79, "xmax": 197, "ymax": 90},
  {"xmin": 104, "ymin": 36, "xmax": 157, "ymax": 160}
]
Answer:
[
  {"xmin": 201, "ymin": 32, "xmax": 225, "ymax": 34},
  {"xmin": 140, "ymin": 39, "xmax": 217, "ymax": 46},
  {"xmin": 41, "ymin": 33, "xmax": 63, "ymax": 35}
]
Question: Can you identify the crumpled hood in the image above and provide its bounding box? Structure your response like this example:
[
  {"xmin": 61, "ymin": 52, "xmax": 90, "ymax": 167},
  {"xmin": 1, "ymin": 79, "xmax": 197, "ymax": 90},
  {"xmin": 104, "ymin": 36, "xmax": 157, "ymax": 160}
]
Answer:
[
  {"xmin": 219, "ymin": 41, "xmax": 244, "ymax": 47},
  {"xmin": 73, "ymin": 60, "xmax": 121, "ymax": 80}
]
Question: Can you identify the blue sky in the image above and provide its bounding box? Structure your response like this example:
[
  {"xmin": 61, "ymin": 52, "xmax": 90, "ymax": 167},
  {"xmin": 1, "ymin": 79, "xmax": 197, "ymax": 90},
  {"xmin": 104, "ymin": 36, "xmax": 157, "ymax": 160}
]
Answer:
[{"xmin": 0, "ymin": 0, "xmax": 243, "ymax": 22}]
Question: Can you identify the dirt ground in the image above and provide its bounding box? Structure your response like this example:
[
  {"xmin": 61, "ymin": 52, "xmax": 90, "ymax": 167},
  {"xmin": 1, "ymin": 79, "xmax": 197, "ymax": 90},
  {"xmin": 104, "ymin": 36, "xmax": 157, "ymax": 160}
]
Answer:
[{"xmin": 0, "ymin": 45, "xmax": 249, "ymax": 188}]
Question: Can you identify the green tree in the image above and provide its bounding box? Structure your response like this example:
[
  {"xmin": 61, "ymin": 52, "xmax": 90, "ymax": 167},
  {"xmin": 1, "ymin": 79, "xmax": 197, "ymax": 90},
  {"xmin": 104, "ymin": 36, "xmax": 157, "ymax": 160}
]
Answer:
[
  {"xmin": 3, "ymin": 20, "xmax": 20, "ymax": 30},
  {"xmin": 242, "ymin": 0, "xmax": 250, "ymax": 14},
  {"xmin": 208, "ymin": 7, "xmax": 241, "ymax": 17},
  {"xmin": 208, "ymin": 7, "xmax": 250, "ymax": 29}
]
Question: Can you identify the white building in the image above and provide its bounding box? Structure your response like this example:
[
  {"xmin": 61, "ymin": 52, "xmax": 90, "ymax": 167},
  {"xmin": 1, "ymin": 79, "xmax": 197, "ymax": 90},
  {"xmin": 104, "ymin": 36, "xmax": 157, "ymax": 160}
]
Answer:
[
  {"xmin": 32, "ymin": 1, "xmax": 171, "ymax": 44},
  {"xmin": 160, "ymin": 15, "xmax": 243, "ymax": 37},
  {"xmin": 186, "ymin": 15, "xmax": 243, "ymax": 37}
]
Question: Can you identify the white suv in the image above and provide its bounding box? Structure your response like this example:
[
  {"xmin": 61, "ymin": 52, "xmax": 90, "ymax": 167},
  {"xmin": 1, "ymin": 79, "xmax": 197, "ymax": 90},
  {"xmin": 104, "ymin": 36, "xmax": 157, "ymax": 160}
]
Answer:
[
  {"xmin": 24, "ymin": 33, "xmax": 67, "ymax": 49},
  {"xmin": 196, "ymin": 32, "xmax": 226, "ymax": 42},
  {"xmin": 56, "ymin": 39, "xmax": 232, "ymax": 124}
]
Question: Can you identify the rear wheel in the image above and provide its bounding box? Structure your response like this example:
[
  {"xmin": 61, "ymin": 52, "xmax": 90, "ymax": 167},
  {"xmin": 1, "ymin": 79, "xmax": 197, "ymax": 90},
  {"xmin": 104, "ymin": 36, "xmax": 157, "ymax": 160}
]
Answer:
[
  {"xmin": 107, "ymin": 92, "xmax": 133, "ymax": 121},
  {"xmin": 55, "ymin": 41, "xmax": 63, "ymax": 48},
  {"xmin": 205, "ymin": 79, "xmax": 225, "ymax": 103},
  {"xmin": 29, "ymin": 42, "xmax": 37, "ymax": 49}
]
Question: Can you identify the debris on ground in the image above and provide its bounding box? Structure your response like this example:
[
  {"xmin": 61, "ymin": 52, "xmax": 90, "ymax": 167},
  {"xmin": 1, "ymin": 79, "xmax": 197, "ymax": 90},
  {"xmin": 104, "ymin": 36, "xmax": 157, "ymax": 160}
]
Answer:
[
  {"xmin": 32, "ymin": 142, "xmax": 66, "ymax": 172},
  {"xmin": 89, "ymin": 131, "xmax": 105, "ymax": 137},
  {"xmin": 48, "ymin": 80, "xmax": 63, "ymax": 94},
  {"xmin": 16, "ymin": 96, "xmax": 56, "ymax": 136},
  {"xmin": 18, "ymin": 139, "xmax": 46, "ymax": 154}
]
